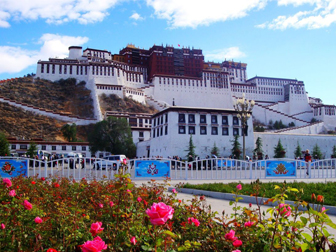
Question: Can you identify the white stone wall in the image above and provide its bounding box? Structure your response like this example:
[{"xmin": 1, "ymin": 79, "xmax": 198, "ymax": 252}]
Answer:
[
  {"xmin": 149, "ymin": 110, "xmax": 254, "ymax": 159},
  {"xmin": 151, "ymin": 77, "xmax": 234, "ymax": 109},
  {"xmin": 254, "ymin": 132, "xmax": 336, "ymax": 159}
]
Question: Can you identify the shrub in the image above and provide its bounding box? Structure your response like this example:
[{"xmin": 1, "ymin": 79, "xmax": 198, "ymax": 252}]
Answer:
[{"xmin": 0, "ymin": 176, "xmax": 335, "ymax": 251}]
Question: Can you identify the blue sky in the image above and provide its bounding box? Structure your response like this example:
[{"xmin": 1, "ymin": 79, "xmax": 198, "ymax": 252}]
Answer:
[{"xmin": 0, "ymin": 0, "xmax": 335, "ymax": 105}]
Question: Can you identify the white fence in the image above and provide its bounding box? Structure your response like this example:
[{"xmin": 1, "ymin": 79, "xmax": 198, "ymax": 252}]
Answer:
[{"xmin": 0, "ymin": 157, "xmax": 335, "ymax": 181}]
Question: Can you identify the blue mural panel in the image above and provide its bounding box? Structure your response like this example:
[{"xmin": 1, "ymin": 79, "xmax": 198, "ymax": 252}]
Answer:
[
  {"xmin": 217, "ymin": 159, "xmax": 236, "ymax": 168},
  {"xmin": 266, "ymin": 161, "xmax": 296, "ymax": 178},
  {"xmin": 135, "ymin": 160, "xmax": 170, "ymax": 178},
  {"xmin": 0, "ymin": 159, "xmax": 28, "ymax": 178}
]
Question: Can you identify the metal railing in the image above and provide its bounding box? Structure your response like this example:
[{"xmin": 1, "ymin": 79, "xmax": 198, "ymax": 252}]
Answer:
[{"xmin": 1, "ymin": 157, "xmax": 335, "ymax": 181}]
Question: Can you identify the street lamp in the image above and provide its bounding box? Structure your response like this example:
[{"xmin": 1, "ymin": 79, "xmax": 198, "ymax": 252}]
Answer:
[{"xmin": 233, "ymin": 94, "xmax": 255, "ymax": 160}]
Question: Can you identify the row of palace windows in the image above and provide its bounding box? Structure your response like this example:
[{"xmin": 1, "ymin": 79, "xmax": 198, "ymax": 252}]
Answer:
[
  {"xmin": 153, "ymin": 114, "xmax": 168, "ymax": 126},
  {"xmin": 178, "ymin": 114, "xmax": 239, "ymax": 125},
  {"xmin": 178, "ymin": 126, "xmax": 245, "ymax": 136},
  {"xmin": 11, "ymin": 145, "xmax": 86, "ymax": 151},
  {"xmin": 152, "ymin": 126, "xmax": 168, "ymax": 138},
  {"xmin": 152, "ymin": 126, "xmax": 246, "ymax": 138}
]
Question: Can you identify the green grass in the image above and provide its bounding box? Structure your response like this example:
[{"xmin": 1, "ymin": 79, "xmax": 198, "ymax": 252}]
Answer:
[{"xmin": 182, "ymin": 181, "xmax": 336, "ymax": 206}]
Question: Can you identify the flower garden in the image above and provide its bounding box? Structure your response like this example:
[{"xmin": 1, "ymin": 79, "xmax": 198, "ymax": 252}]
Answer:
[{"xmin": 1, "ymin": 173, "xmax": 336, "ymax": 251}]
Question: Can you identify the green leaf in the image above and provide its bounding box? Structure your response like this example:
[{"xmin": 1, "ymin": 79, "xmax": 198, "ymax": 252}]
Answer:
[
  {"xmin": 229, "ymin": 201, "xmax": 234, "ymax": 206},
  {"xmin": 164, "ymin": 230, "xmax": 177, "ymax": 239},
  {"xmin": 300, "ymin": 216, "xmax": 308, "ymax": 225},
  {"xmin": 301, "ymin": 243, "xmax": 309, "ymax": 252},
  {"xmin": 302, "ymin": 233, "xmax": 312, "ymax": 242}
]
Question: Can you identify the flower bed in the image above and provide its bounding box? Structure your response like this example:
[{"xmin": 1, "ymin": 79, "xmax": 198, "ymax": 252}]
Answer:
[{"xmin": 1, "ymin": 175, "xmax": 336, "ymax": 251}]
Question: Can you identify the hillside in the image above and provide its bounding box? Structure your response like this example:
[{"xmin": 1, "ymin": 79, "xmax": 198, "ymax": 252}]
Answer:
[
  {"xmin": 99, "ymin": 93, "xmax": 158, "ymax": 114},
  {"xmin": 0, "ymin": 77, "xmax": 94, "ymax": 118},
  {"xmin": 0, "ymin": 77, "xmax": 157, "ymax": 141}
]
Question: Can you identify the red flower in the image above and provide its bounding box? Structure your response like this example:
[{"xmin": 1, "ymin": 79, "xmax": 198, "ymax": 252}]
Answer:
[
  {"xmin": 23, "ymin": 200, "xmax": 33, "ymax": 210},
  {"xmin": 158, "ymin": 197, "xmax": 162, "ymax": 201},
  {"xmin": 54, "ymin": 183, "xmax": 60, "ymax": 188},
  {"xmin": 31, "ymin": 181, "xmax": 36, "ymax": 185},
  {"xmin": 90, "ymin": 222, "xmax": 104, "ymax": 237},
  {"xmin": 233, "ymin": 239, "xmax": 243, "ymax": 247},
  {"xmin": 311, "ymin": 193, "xmax": 316, "ymax": 201},
  {"xmin": 317, "ymin": 195, "xmax": 324, "ymax": 203},
  {"xmin": 47, "ymin": 249, "xmax": 59, "ymax": 252},
  {"xmin": 41, "ymin": 177, "xmax": 46, "ymax": 181}
]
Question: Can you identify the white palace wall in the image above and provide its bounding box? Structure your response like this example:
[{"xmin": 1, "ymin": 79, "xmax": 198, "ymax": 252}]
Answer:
[
  {"xmin": 151, "ymin": 77, "xmax": 234, "ymax": 109},
  {"xmin": 254, "ymin": 132, "xmax": 336, "ymax": 159}
]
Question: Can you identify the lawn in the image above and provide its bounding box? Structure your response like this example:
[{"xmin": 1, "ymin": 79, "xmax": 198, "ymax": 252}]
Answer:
[{"xmin": 182, "ymin": 180, "xmax": 336, "ymax": 206}]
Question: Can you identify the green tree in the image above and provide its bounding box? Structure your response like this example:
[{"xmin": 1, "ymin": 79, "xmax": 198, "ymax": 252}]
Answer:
[
  {"xmin": 26, "ymin": 142, "xmax": 38, "ymax": 158},
  {"xmin": 0, "ymin": 132, "xmax": 10, "ymax": 156},
  {"xmin": 211, "ymin": 142, "xmax": 219, "ymax": 157},
  {"xmin": 294, "ymin": 142, "xmax": 302, "ymax": 159},
  {"xmin": 274, "ymin": 139, "xmax": 286, "ymax": 158},
  {"xmin": 312, "ymin": 144, "xmax": 323, "ymax": 159},
  {"xmin": 61, "ymin": 123, "xmax": 77, "ymax": 142},
  {"xmin": 253, "ymin": 137, "xmax": 263, "ymax": 159},
  {"xmin": 88, "ymin": 116, "xmax": 136, "ymax": 158},
  {"xmin": 332, "ymin": 145, "xmax": 336, "ymax": 158},
  {"xmin": 231, "ymin": 135, "xmax": 241, "ymax": 159},
  {"xmin": 186, "ymin": 135, "xmax": 196, "ymax": 159}
]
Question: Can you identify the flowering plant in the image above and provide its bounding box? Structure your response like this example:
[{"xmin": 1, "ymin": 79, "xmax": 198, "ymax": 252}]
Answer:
[{"xmin": 0, "ymin": 175, "xmax": 335, "ymax": 251}]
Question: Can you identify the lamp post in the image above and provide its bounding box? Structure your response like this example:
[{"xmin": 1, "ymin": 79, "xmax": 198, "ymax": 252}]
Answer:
[{"xmin": 233, "ymin": 94, "xmax": 255, "ymax": 160}]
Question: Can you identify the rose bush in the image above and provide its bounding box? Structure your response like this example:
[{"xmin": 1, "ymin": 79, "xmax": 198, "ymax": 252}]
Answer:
[{"xmin": 0, "ymin": 175, "xmax": 335, "ymax": 251}]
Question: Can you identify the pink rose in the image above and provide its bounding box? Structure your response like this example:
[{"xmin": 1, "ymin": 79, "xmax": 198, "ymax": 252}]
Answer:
[
  {"xmin": 34, "ymin": 217, "xmax": 43, "ymax": 224},
  {"xmin": 109, "ymin": 201, "xmax": 114, "ymax": 207},
  {"xmin": 232, "ymin": 250, "xmax": 241, "ymax": 252},
  {"xmin": 172, "ymin": 189, "xmax": 177, "ymax": 194},
  {"xmin": 278, "ymin": 204, "xmax": 291, "ymax": 217},
  {"xmin": 137, "ymin": 197, "xmax": 142, "ymax": 202},
  {"xmin": 127, "ymin": 189, "xmax": 131, "ymax": 193},
  {"xmin": 123, "ymin": 159, "xmax": 127, "ymax": 165},
  {"xmin": 188, "ymin": 217, "xmax": 200, "ymax": 227},
  {"xmin": 146, "ymin": 202, "xmax": 174, "ymax": 225},
  {"xmin": 90, "ymin": 222, "xmax": 104, "ymax": 237},
  {"xmin": 236, "ymin": 184, "xmax": 242, "ymax": 190},
  {"xmin": 130, "ymin": 236, "xmax": 137, "ymax": 245},
  {"xmin": 233, "ymin": 239, "xmax": 243, "ymax": 247},
  {"xmin": 224, "ymin": 229, "xmax": 236, "ymax": 241},
  {"xmin": 1, "ymin": 223, "xmax": 5, "ymax": 229},
  {"xmin": 81, "ymin": 236, "xmax": 107, "ymax": 252},
  {"xmin": 23, "ymin": 200, "xmax": 33, "ymax": 210},
  {"xmin": 98, "ymin": 203, "xmax": 103, "ymax": 208},
  {"xmin": 9, "ymin": 190, "xmax": 16, "ymax": 197},
  {"xmin": 321, "ymin": 207, "xmax": 326, "ymax": 213},
  {"xmin": 244, "ymin": 221, "xmax": 254, "ymax": 227},
  {"xmin": 3, "ymin": 178, "xmax": 12, "ymax": 188}
]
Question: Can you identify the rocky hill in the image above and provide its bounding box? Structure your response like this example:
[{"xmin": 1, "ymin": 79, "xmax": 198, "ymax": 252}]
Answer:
[
  {"xmin": 0, "ymin": 77, "xmax": 94, "ymax": 118},
  {"xmin": 0, "ymin": 77, "xmax": 157, "ymax": 141}
]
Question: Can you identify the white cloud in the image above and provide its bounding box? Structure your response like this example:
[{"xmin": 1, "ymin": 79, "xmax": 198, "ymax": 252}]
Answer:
[
  {"xmin": 0, "ymin": 34, "xmax": 88, "ymax": 74},
  {"xmin": 205, "ymin": 47, "xmax": 246, "ymax": 61},
  {"xmin": 146, "ymin": 0, "xmax": 267, "ymax": 28},
  {"xmin": 130, "ymin": 12, "xmax": 144, "ymax": 21},
  {"xmin": 0, "ymin": 0, "xmax": 122, "ymax": 27},
  {"xmin": 258, "ymin": 0, "xmax": 336, "ymax": 29}
]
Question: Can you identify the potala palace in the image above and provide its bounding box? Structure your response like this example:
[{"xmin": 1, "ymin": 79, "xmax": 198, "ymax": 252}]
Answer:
[{"xmin": 35, "ymin": 44, "xmax": 336, "ymax": 159}]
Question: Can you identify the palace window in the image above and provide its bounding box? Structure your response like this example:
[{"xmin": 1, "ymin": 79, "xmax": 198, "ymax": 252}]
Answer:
[
  {"xmin": 222, "ymin": 116, "xmax": 228, "ymax": 125},
  {"xmin": 233, "ymin": 116, "xmax": 239, "ymax": 125},
  {"xmin": 188, "ymin": 114, "xmax": 195, "ymax": 123},
  {"xmin": 211, "ymin": 127, "xmax": 218, "ymax": 135},
  {"xmin": 222, "ymin": 127, "xmax": 229, "ymax": 135},
  {"xmin": 178, "ymin": 114, "xmax": 185, "ymax": 123},
  {"xmin": 165, "ymin": 126, "xmax": 168, "ymax": 135},
  {"xmin": 200, "ymin": 126, "xmax": 207, "ymax": 135},
  {"xmin": 62, "ymin": 146, "xmax": 66, "ymax": 151},
  {"xmin": 189, "ymin": 126, "xmax": 195, "ymax": 135},
  {"xmin": 200, "ymin": 114, "xmax": 206, "ymax": 123},
  {"xmin": 179, "ymin": 126, "xmax": 186, "ymax": 134},
  {"xmin": 72, "ymin": 146, "xmax": 76, "ymax": 151},
  {"xmin": 211, "ymin": 115, "xmax": 218, "ymax": 124},
  {"xmin": 233, "ymin": 128, "xmax": 239, "ymax": 136},
  {"xmin": 52, "ymin": 146, "xmax": 56, "ymax": 151}
]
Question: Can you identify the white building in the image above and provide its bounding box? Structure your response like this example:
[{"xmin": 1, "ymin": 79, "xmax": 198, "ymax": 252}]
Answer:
[{"xmin": 34, "ymin": 45, "xmax": 336, "ymax": 158}]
